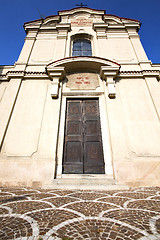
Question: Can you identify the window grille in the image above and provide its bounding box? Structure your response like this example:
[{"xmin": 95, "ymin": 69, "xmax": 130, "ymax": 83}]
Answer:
[{"xmin": 72, "ymin": 39, "xmax": 92, "ymax": 56}]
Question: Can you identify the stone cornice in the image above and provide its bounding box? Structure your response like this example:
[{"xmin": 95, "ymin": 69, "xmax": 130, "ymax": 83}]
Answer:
[
  {"xmin": 56, "ymin": 23, "xmax": 71, "ymax": 30},
  {"xmin": 1, "ymin": 69, "xmax": 159, "ymax": 81},
  {"xmin": 24, "ymin": 23, "xmax": 42, "ymax": 33},
  {"xmin": 119, "ymin": 70, "xmax": 160, "ymax": 79},
  {"xmin": 24, "ymin": 22, "xmax": 71, "ymax": 35},
  {"xmin": 46, "ymin": 67, "xmax": 65, "ymax": 80},
  {"xmin": 7, "ymin": 71, "xmax": 24, "ymax": 79},
  {"xmin": 100, "ymin": 66, "xmax": 119, "ymax": 80},
  {"xmin": 0, "ymin": 71, "xmax": 49, "ymax": 81},
  {"xmin": 123, "ymin": 22, "xmax": 140, "ymax": 31},
  {"xmin": 24, "ymin": 71, "xmax": 49, "ymax": 79},
  {"xmin": 93, "ymin": 22, "xmax": 140, "ymax": 35},
  {"xmin": 93, "ymin": 23, "xmax": 109, "ymax": 30},
  {"xmin": 0, "ymin": 74, "xmax": 7, "ymax": 80}
]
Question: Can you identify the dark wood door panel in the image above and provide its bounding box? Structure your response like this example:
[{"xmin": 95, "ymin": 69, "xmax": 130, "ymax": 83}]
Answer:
[
  {"xmin": 63, "ymin": 98, "xmax": 105, "ymax": 174},
  {"xmin": 83, "ymin": 100, "xmax": 98, "ymax": 116},
  {"xmin": 67, "ymin": 101, "xmax": 82, "ymax": 120},
  {"xmin": 85, "ymin": 120, "xmax": 99, "ymax": 134},
  {"xmin": 63, "ymin": 141, "xmax": 83, "ymax": 174},
  {"xmin": 84, "ymin": 164, "xmax": 105, "ymax": 174},
  {"xmin": 65, "ymin": 141, "xmax": 83, "ymax": 163},
  {"xmin": 63, "ymin": 164, "xmax": 83, "ymax": 174},
  {"xmin": 84, "ymin": 120, "xmax": 100, "ymax": 139},
  {"xmin": 84, "ymin": 141, "xmax": 104, "ymax": 163},
  {"xmin": 66, "ymin": 121, "xmax": 82, "ymax": 136}
]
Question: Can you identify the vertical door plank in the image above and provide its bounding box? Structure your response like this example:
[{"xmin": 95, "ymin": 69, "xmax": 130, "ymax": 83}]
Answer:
[
  {"xmin": 63, "ymin": 100, "xmax": 83, "ymax": 173},
  {"xmin": 83, "ymin": 100, "xmax": 105, "ymax": 174}
]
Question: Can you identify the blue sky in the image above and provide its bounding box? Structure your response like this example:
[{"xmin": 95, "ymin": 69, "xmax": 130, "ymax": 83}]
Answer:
[{"xmin": 0, "ymin": 0, "xmax": 160, "ymax": 65}]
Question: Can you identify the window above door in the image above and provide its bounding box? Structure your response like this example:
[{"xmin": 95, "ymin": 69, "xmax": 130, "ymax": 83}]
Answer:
[
  {"xmin": 71, "ymin": 33, "xmax": 93, "ymax": 57},
  {"xmin": 72, "ymin": 39, "xmax": 92, "ymax": 56}
]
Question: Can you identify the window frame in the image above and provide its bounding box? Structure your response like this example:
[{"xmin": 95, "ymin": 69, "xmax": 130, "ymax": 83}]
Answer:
[
  {"xmin": 71, "ymin": 33, "xmax": 93, "ymax": 57},
  {"xmin": 72, "ymin": 39, "xmax": 92, "ymax": 57}
]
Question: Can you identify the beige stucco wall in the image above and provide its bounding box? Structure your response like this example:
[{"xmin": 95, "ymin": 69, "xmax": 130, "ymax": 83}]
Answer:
[
  {"xmin": 0, "ymin": 79, "xmax": 61, "ymax": 187},
  {"xmin": 99, "ymin": 37, "xmax": 137, "ymax": 62},
  {"xmin": 29, "ymin": 39, "xmax": 57, "ymax": 63},
  {"xmin": 0, "ymin": 7, "xmax": 159, "ymax": 187},
  {"xmin": 0, "ymin": 75, "xmax": 160, "ymax": 187},
  {"xmin": 107, "ymin": 77, "xmax": 160, "ymax": 186}
]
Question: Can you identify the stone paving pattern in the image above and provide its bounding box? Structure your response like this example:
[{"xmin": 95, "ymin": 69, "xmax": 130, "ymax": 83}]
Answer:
[{"xmin": 0, "ymin": 187, "xmax": 160, "ymax": 239}]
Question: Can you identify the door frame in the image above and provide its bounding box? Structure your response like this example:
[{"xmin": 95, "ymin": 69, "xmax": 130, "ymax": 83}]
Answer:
[{"xmin": 56, "ymin": 94, "xmax": 114, "ymax": 179}]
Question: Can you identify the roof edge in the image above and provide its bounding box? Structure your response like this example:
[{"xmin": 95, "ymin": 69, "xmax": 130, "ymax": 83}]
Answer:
[
  {"xmin": 105, "ymin": 14, "xmax": 140, "ymax": 23},
  {"xmin": 23, "ymin": 8, "xmax": 140, "ymax": 27},
  {"xmin": 58, "ymin": 7, "xmax": 106, "ymax": 14}
]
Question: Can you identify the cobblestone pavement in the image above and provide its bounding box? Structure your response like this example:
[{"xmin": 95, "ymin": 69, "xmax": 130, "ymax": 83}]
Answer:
[{"xmin": 0, "ymin": 187, "xmax": 160, "ymax": 240}]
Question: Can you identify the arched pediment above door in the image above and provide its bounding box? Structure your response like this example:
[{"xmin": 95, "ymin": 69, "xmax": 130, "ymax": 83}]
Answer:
[
  {"xmin": 46, "ymin": 56, "xmax": 120, "ymax": 74},
  {"xmin": 46, "ymin": 56, "xmax": 120, "ymax": 98}
]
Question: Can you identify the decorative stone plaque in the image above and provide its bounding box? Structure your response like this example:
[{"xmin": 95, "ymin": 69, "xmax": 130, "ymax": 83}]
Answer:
[
  {"xmin": 66, "ymin": 73, "xmax": 100, "ymax": 90},
  {"xmin": 71, "ymin": 17, "xmax": 93, "ymax": 27}
]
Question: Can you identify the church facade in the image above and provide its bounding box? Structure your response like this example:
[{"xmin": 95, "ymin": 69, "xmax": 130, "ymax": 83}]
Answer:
[{"xmin": 0, "ymin": 7, "xmax": 160, "ymax": 188}]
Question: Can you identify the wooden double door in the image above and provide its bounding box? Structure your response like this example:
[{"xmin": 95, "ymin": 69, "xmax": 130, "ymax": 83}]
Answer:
[{"xmin": 62, "ymin": 99, "xmax": 105, "ymax": 174}]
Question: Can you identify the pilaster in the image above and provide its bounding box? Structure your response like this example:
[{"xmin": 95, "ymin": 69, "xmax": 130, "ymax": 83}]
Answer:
[
  {"xmin": 0, "ymin": 72, "xmax": 23, "ymax": 149},
  {"xmin": 143, "ymin": 71, "xmax": 160, "ymax": 120},
  {"xmin": 54, "ymin": 24, "xmax": 71, "ymax": 60},
  {"xmin": 93, "ymin": 23, "xmax": 108, "ymax": 58},
  {"xmin": 125, "ymin": 23, "xmax": 150, "ymax": 69},
  {"xmin": 56, "ymin": 24, "xmax": 71, "ymax": 39},
  {"xmin": 93, "ymin": 23, "xmax": 108, "ymax": 39},
  {"xmin": 16, "ymin": 24, "xmax": 42, "ymax": 70}
]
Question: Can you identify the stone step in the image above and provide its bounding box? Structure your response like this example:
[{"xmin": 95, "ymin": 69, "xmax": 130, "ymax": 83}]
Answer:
[{"xmin": 44, "ymin": 178, "xmax": 129, "ymax": 190}]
